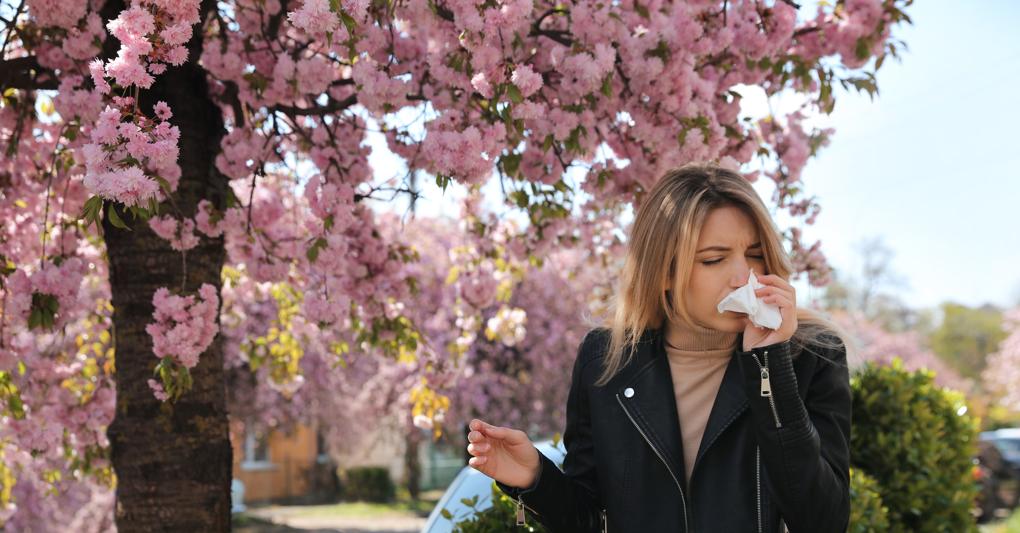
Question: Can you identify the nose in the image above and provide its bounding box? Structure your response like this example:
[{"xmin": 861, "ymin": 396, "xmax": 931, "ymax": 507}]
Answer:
[{"xmin": 729, "ymin": 262, "xmax": 754, "ymax": 287}]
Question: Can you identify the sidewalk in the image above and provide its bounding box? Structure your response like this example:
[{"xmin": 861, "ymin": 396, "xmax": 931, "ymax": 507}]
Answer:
[{"xmin": 236, "ymin": 503, "xmax": 427, "ymax": 533}]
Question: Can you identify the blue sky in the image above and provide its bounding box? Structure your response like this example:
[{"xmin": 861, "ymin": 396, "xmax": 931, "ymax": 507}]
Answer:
[
  {"xmin": 368, "ymin": 0, "xmax": 1020, "ymax": 312},
  {"xmin": 788, "ymin": 0, "xmax": 1020, "ymax": 310}
]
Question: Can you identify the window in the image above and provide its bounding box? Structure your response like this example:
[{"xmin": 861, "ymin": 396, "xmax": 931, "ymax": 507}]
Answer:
[
  {"xmin": 315, "ymin": 428, "xmax": 330, "ymax": 464},
  {"xmin": 241, "ymin": 426, "xmax": 274, "ymax": 471}
]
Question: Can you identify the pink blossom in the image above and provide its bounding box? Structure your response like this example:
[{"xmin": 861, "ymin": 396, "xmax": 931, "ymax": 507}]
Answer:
[
  {"xmin": 154, "ymin": 101, "xmax": 173, "ymax": 121},
  {"xmin": 148, "ymin": 215, "xmax": 200, "ymax": 251},
  {"xmin": 165, "ymin": 45, "xmax": 189, "ymax": 66},
  {"xmin": 147, "ymin": 379, "xmax": 170, "ymax": 402},
  {"xmin": 89, "ymin": 59, "xmax": 110, "ymax": 94},
  {"xmin": 105, "ymin": 51, "xmax": 155, "ymax": 89},
  {"xmin": 471, "ymin": 72, "xmax": 494, "ymax": 99},
  {"xmin": 287, "ymin": 0, "xmax": 340, "ymax": 35},
  {"xmin": 296, "ymin": 56, "xmax": 332, "ymax": 95},
  {"xmin": 511, "ymin": 64, "xmax": 542, "ymax": 98},
  {"xmin": 160, "ymin": 23, "xmax": 193, "ymax": 46},
  {"xmin": 195, "ymin": 199, "xmax": 224, "ymax": 237},
  {"xmin": 146, "ymin": 284, "xmax": 220, "ymax": 369},
  {"xmin": 25, "ymin": 0, "xmax": 87, "ymax": 29},
  {"xmin": 106, "ymin": 7, "xmax": 155, "ymax": 41},
  {"xmin": 83, "ymin": 166, "xmax": 160, "ymax": 208}
]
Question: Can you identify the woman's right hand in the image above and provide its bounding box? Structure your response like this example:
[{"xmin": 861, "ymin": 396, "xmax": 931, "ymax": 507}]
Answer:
[{"xmin": 466, "ymin": 418, "xmax": 541, "ymax": 490}]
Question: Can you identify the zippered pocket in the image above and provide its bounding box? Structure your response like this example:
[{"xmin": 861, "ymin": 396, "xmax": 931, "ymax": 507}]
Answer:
[{"xmin": 749, "ymin": 350, "xmax": 782, "ymax": 428}]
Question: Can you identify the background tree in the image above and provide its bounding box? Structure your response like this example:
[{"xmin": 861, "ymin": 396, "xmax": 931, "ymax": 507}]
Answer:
[{"xmin": 929, "ymin": 302, "xmax": 1006, "ymax": 380}]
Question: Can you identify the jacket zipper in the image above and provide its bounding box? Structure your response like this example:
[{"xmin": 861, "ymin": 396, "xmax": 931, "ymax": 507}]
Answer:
[
  {"xmin": 616, "ymin": 393, "xmax": 689, "ymax": 532},
  {"xmin": 601, "ymin": 507, "xmax": 608, "ymax": 533},
  {"xmin": 749, "ymin": 350, "xmax": 782, "ymax": 428},
  {"xmin": 755, "ymin": 445, "xmax": 762, "ymax": 533},
  {"xmin": 514, "ymin": 494, "xmax": 541, "ymax": 525}
]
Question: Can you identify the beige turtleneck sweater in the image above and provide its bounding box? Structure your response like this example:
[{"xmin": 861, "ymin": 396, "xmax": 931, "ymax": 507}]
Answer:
[{"xmin": 663, "ymin": 318, "xmax": 739, "ymax": 486}]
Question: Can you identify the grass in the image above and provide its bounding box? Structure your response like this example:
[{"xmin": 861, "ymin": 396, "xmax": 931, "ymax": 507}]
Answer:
[{"xmin": 982, "ymin": 508, "xmax": 1020, "ymax": 533}]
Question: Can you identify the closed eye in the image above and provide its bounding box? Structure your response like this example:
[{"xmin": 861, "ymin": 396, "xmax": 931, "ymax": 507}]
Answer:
[{"xmin": 702, "ymin": 255, "xmax": 765, "ymax": 265}]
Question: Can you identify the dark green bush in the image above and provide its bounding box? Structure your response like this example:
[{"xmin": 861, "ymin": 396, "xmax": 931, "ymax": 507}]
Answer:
[
  {"xmin": 340, "ymin": 466, "xmax": 395, "ymax": 502},
  {"xmin": 850, "ymin": 358, "xmax": 979, "ymax": 533},
  {"xmin": 449, "ymin": 482, "xmax": 547, "ymax": 533},
  {"xmin": 849, "ymin": 467, "xmax": 889, "ymax": 532}
]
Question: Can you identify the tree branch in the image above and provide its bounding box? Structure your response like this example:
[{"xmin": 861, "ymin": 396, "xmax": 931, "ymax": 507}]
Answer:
[
  {"xmin": 0, "ymin": 56, "xmax": 57, "ymax": 90},
  {"xmin": 273, "ymin": 94, "xmax": 358, "ymax": 116}
]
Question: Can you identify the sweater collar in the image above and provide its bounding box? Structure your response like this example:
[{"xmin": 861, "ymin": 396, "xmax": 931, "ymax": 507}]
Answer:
[{"xmin": 663, "ymin": 317, "xmax": 739, "ymax": 353}]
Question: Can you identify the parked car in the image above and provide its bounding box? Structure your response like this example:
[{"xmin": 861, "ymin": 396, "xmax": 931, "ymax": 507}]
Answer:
[
  {"xmin": 976, "ymin": 428, "xmax": 1020, "ymax": 522},
  {"xmin": 421, "ymin": 439, "xmax": 565, "ymax": 533},
  {"xmin": 982, "ymin": 428, "xmax": 1020, "ymax": 475}
]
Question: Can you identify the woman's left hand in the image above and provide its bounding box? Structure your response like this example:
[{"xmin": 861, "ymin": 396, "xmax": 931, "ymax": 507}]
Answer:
[{"xmin": 742, "ymin": 274, "xmax": 798, "ymax": 352}]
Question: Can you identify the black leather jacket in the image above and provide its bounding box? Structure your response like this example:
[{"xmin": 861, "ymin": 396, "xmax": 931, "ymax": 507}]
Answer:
[{"xmin": 496, "ymin": 326, "xmax": 851, "ymax": 533}]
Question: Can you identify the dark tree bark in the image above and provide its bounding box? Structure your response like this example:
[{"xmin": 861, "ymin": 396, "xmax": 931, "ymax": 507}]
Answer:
[
  {"xmin": 101, "ymin": 1, "xmax": 232, "ymax": 530},
  {"xmin": 404, "ymin": 429, "xmax": 422, "ymax": 501}
]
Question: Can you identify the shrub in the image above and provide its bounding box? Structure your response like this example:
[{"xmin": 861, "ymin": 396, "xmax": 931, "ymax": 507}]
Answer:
[
  {"xmin": 340, "ymin": 466, "xmax": 395, "ymax": 502},
  {"xmin": 450, "ymin": 482, "xmax": 548, "ymax": 533},
  {"xmin": 850, "ymin": 358, "xmax": 979, "ymax": 533},
  {"xmin": 848, "ymin": 467, "xmax": 889, "ymax": 532}
]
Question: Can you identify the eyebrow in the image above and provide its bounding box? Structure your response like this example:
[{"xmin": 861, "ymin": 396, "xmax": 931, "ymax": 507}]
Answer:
[{"xmin": 696, "ymin": 241, "xmax": 762, "ymax": 253}]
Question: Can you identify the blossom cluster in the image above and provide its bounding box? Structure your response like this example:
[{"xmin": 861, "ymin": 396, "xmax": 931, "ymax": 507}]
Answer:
[
  {"xmin": 80, "ymin": 101, "xmax": 181, "ymax": 207},
  {"xmin": 145, "ymin": 283, "xmax": 220, "ymax": 370}
]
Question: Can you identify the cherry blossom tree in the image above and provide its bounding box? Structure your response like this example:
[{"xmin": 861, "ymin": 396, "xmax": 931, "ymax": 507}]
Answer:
[
  {"xmin": 829, "ymin": 309, "xmax": 968, "ymax": 390},
  {"xmin": 0, "ymin": 0, "xmax": 913, "ymax": 528},
  {"xmin": 982, "ymin": 308, "xmax": 1020, "ymax": 413}
]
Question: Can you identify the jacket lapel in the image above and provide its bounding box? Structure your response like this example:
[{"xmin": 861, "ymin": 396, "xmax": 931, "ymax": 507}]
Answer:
[
  {"xmin": 614, "ymin": 327, "xmax": 751, "ymax": 490},
  {"xmin": 693, "ymin": 351, "xmax": 749, "ymax": 471},
  {"xmin": 615, "ymin": 327, "xmax": 688, "ymax": 489}
]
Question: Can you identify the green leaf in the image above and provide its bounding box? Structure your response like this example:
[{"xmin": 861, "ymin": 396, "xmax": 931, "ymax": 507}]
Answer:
[
  {"xmin": 601, "ymin": 73, "xmax": 614, "ymax": 97},
  {"xmin": 106, "ymin": 203, "xmax": 131, "ymax": 230},
  {"xmin": 340, "ymin": 10, "xmax": 358, "ymax": 37},
  {"xmin": 855, "ymin": 36, "xmax": 871, "ymax": 60},
  {"xmin": 79, "ymin": 196, "xmax": 104, "ymax": 227},
  {"xmin": 506, "ymin": 83, "xmax": 523, "ymax": 104},
  {"xmin": 510, "ymin": 190, "xmax": 529, "ymax": 208},
  {"xmin": 153, "ymin": 175, "xmax": 173, "ymax": 196},
  {"xmin": 307, "ymin": 237, "xmax": 328, "ymax": 263},
  {"xmin": 541, "ymin": 134, "xmax": 554, "ymax": 153},
  {"xmin": 501, "ymin": 153, "xmax": 521, "ymax": 178},
  {"xmin": 633, "ymin": 0, "xmax": 649, "ymax": 19}
]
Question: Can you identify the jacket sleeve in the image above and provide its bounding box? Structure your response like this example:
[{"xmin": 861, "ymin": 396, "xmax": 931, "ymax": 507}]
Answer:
[
  {"xmin": 735, "ymin": 335, "xmax": 852, "ymax": 533},
  {"xmin": 495, "ymin": 330, "xmax": 603, "ymax": 533}
]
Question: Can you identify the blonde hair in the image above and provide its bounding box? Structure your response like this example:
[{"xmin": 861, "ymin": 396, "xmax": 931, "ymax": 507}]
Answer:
[{"xmin": 593, "ymin": 163, "xmax": 856, "ymax": 387}]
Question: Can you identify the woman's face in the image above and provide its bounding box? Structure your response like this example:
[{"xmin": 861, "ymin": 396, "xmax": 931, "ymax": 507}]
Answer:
[{"xmin": 679, "ymin": 205, "xmax": 767, "ymax": 332}]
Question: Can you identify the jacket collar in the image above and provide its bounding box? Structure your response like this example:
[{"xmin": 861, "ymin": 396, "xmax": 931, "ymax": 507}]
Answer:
[{"xmin": 612, "ymin": 326, "xmax": 750, "ymax": 489}]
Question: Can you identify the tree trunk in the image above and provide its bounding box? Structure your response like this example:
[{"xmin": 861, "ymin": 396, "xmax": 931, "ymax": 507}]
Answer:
[
  {"xmin": 405, "ymin": 429, "xmax": 421, "ymax": 501},
  {"xmin": 104, "ymin": 54, "xmax": 231, "ymax": 531}
]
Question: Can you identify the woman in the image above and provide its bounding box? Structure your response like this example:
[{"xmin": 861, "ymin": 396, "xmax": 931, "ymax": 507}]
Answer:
[{"xmin": 466, "ymin": 163, "xmax": 854, "ymax": 533}]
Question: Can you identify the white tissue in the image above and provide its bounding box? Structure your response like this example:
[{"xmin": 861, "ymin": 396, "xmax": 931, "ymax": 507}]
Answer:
[{"xmin": 716, "ymin": 269, "xmax": 783, "ymax": 330}]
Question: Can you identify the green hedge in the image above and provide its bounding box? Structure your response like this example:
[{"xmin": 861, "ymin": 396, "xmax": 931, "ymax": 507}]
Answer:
[
  {"xmin": 850, "ymin": 358, "xmax": 979, "ymax": 533},
  {"xmin": 449, "ymin": 482, "xmax": 548, "ymax": 533},
  {"xmin": 340, "ymin": 466, "xmax": 395, "ymax": 503},
  {"xmin": 849, "ymin": 467, "xmax": 889, "ymax": 532}
]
